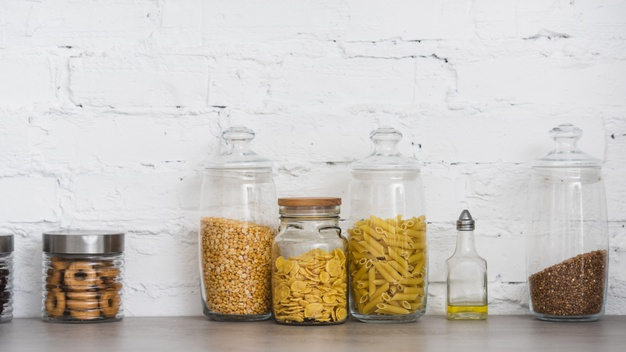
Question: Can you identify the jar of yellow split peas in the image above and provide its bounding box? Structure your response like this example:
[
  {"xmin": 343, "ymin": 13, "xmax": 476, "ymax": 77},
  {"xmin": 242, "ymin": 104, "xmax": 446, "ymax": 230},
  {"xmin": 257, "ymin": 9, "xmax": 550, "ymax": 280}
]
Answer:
[
  {"xmin": 199, "ymin": 126, "xmax": 277, "ymax": 322},
  {"xmin": 347, "ymin": 127, "xmax": 428, "ymax": 323},
  {"xmin": 272, "ymin": 197, "xmax": 348, "ymax": 325}
]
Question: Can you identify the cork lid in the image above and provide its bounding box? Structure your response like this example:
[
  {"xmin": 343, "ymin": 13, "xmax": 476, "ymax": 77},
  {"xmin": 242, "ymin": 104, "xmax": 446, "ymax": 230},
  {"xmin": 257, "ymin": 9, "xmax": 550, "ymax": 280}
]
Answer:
[
  {"xmin": 278, "ymin": 197, "xmax": 341, "ymax": 217},
  {"xmin": 278, "ymin": 197, "xmax": 341, "ymax": 207}
]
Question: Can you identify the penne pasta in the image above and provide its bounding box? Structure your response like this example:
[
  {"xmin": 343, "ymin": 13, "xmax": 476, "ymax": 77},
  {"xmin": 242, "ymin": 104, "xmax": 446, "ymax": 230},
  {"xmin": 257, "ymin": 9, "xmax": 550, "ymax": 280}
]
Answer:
[
  {"xmin": 375, "ymin": 303, "xmax": 411, "ymax": 315},
  {"xmin": 348, "ymin": 214, "xmax": 428, "ymax": 317}
]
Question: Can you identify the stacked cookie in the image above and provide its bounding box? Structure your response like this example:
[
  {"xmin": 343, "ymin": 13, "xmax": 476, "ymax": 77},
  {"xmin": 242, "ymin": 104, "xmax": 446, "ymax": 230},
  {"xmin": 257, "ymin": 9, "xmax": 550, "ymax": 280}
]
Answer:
[
  {"xmin": 0, "ymin": 267, "xmax": 9, "ymax": 317},
  {"xmin": 44, "ymin": 257, "xmax": 122, "ymax": 322}
]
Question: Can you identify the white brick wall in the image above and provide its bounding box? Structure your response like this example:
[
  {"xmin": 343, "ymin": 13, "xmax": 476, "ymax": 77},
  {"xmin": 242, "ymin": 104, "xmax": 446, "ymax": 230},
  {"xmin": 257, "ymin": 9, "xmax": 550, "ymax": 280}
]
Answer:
[{"xmin": 1, "ymin": 0, "xmax": 625, "ymax": 317}]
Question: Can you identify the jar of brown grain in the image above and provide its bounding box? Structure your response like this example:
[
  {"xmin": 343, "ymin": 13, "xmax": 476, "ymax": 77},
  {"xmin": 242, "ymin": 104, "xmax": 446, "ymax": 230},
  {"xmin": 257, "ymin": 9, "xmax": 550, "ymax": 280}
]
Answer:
[{"xmin": 527, "ymin": 123, "xmax": 608, "ymax": 322}]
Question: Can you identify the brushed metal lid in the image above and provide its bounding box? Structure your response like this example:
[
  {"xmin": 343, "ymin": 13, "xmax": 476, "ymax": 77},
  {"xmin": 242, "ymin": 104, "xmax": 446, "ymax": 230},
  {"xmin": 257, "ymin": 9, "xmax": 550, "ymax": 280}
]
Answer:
[
  {"xmin": 43, "ymin": 230, "xmax": 124, "ymax": 254},
  {"xmin": 0, "ymin": 234, "xmax": 13, "ymax": 254},
  {"xmin": 456, "ymin": 210, "xmax": 475, "ymax": 231}
]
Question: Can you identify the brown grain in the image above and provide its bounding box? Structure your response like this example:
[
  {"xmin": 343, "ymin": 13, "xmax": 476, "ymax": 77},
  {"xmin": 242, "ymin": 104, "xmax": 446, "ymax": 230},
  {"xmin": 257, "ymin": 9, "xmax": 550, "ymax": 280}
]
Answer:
[{"xmin": 529, "ymin": 249, "xmax": 607, "ymax": 316}]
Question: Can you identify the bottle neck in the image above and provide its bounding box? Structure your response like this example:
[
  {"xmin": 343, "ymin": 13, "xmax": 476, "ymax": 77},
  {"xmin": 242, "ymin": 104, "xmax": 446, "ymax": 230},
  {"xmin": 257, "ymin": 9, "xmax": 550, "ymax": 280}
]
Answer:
[{"xmin": 454, "ymin": 229, "xmax": 478, "ymax": 256}]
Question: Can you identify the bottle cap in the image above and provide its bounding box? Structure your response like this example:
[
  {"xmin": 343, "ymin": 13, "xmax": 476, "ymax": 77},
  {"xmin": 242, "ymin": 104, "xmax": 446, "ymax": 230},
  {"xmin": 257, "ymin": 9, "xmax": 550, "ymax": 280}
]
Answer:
[{"xmin": 457, "ymin": 210, "xmax": 475, "ymax": 231}]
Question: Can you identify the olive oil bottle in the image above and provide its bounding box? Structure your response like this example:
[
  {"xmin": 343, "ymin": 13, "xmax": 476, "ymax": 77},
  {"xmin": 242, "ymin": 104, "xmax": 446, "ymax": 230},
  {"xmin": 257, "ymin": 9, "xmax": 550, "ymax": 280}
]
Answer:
[{"xmin": 446, "ymin": 210, "xmax": 488, "ymax": 320}]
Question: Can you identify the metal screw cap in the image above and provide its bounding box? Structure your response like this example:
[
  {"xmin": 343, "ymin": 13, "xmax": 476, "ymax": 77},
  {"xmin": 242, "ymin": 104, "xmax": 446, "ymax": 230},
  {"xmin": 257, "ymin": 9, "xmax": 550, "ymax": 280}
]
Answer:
[{"xmin": 457, "ymin": 209, "xmax": 475, "ymax": 231}]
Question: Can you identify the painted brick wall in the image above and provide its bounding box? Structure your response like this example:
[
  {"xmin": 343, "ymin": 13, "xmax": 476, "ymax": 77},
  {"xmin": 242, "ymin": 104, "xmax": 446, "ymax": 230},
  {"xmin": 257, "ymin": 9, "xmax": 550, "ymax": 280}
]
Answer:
[{"xmin": 0, "ymin": 0, "xmax": 625, "ymax": 317}]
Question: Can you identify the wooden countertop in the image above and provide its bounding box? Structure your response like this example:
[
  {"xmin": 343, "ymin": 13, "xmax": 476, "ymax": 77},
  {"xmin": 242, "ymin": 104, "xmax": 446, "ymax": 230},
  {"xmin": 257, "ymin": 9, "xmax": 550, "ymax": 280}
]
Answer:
[{"xmin": 1, "ymin": 315, "xmax": 625, "ymax": 351}]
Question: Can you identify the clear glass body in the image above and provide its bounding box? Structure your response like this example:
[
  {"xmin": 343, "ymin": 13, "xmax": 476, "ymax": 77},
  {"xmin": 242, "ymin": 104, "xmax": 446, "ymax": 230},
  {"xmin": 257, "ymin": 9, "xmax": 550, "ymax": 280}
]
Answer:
[
  {"xmin": 199, "ymin": 126, "xmax": 277, "ymax": 321},
  {"xmin": 42, "ymin": 253, "xmax": 124, "ymax": 323},
  {"xmin": 0, "ymin": 253, "xmax": 13, "ymax": 323},
  {"xmin": 526, "ymin": 124, "xmax": 608, "ymax": 322},
  {"xmin": 347, "ymin": 127, "xmax": 428, "ymax": 323},
  {"xmin": 271, "ymin": 200, "xmax": 348, "ymax": 325},
  {"xmin": 446, "ymin": 228, "xmax": 488, "ymax": 320}
]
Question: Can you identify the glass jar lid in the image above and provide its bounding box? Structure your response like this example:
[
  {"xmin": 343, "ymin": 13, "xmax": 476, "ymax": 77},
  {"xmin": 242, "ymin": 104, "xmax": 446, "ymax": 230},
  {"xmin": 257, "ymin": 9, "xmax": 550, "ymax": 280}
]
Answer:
[
  {"xmin": 0, "ymin": 234, "xmax": 13, "ymax": 254},
  {"xmin": 43, "ymin": 230, "xmax": 124, "ymax": 254},
  {"xmin": 533, "ymin": 123, "xmax": 601, "ymax": 168},
  {"xmin": 278, "ymin": 197, "xmax": 341, "ymax": 218},
  {"xmin": 352, "ymin": 127, "xmax": 420, "ymax": 171},
  {"xmin": 205, "ymin": 126, "xmax": 272, "ymax": 170}
]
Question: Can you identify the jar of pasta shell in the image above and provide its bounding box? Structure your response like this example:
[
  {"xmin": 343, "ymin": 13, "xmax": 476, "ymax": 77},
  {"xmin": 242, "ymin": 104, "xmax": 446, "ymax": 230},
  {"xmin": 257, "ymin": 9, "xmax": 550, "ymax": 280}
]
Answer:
[
  {"xmin": 0, "ymin": 234, "xmax": 14, "ymax": 323},
  {"xmin": 42, "ymin": 230, "xmax": 124, "ymax": 323},
  {"xmin": 347, "ymin": 127, "xmax": 428, "ymax": 323},
  {"xmin": 272, "ymin": 197, "xmax": 348, "ymax": 325},
  {"xmin": 199, "ymin": 126, "xmax": 277, "ymax": 321}
]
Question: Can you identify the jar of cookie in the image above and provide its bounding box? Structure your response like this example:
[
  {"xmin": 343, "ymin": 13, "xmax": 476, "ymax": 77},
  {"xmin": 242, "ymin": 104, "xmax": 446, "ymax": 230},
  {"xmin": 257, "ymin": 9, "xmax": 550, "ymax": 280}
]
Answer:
[
  {"xmin": 42, "ymin": 230, "xmax": 124, "ymax": 323},
  {"xmin": 0, "ymin": 234, "xmax": 14, "ymax": 323}
]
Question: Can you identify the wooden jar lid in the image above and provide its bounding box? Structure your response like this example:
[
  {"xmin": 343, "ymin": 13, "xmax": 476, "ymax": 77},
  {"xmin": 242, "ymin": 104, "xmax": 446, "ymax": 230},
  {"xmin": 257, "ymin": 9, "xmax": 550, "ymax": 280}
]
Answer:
[{"xmin": 278, "ymin": 197, "xmax": 341, "ymax": 207}]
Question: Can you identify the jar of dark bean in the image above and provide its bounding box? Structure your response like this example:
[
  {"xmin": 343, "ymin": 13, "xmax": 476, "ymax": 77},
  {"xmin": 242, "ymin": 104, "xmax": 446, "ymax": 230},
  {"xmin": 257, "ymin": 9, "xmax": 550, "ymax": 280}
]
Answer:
[
  {"xmin": 42, "ymin": 230, "xmax": 124, "ymax": 323},
  {"xmin": 527, "ymin": 124, "xmax": 608, "ymax": 322},
  {"xmin": 0, "ymin": 234, "xmax": 14, "ymax": 323}
]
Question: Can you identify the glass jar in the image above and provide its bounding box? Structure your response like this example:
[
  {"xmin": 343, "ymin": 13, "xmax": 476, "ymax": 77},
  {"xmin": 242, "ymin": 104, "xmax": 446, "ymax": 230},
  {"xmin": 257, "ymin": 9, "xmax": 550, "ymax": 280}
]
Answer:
[
  {"xmin": 272, "ymin": 197, "xmax": 348, "ymax": 325},
  {"xmin": 347, "ymin": 127, "xmax": 428, "ymax": 323},
  {"xmin": 199, "ymin": 126, "xmax": 277, "ymax": 321},
  {"xmin": 527, "ymin": 123, "xmax": 608, "ymax": 322},
  {"xmin": 0, "ymin": 234, "xmax": 14, "ymax": 323},
  {"xmin": 42, "ymin": 230, "xmax": 125, "ymax": 323}
]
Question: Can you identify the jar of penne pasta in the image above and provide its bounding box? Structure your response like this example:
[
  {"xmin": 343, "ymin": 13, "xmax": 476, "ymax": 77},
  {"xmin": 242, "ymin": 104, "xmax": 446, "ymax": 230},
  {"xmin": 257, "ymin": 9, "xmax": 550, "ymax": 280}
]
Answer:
[
  {"xmin": 199, "ymin": 126, "xmax": 278, "ymax": 322},
  {"xmin": 347, "ymin": 127, "xmax": 428, "ymax": 323},
  {"xmin": 272, "ymin": 197, "xmax": 348, "ymax": 325}
]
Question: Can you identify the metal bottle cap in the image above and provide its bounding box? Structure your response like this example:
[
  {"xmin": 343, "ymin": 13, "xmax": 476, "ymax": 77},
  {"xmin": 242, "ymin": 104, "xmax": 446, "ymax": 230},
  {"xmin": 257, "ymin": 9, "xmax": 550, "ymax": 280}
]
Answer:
[
  {"xmin": 0, "ymin": 234, "xmax": 14, "ymax": 254},
  {"xmin": 456, "ymin": 210, "xmax": 475, "ymax": 231}
]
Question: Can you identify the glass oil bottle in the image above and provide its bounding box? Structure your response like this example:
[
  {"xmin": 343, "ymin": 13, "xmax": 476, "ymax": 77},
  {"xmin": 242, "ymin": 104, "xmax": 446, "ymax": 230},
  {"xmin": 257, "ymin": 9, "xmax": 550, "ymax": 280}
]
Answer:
[{"xmin": 446, "ymin": 210, "xmax": 488, "ymax": 320}]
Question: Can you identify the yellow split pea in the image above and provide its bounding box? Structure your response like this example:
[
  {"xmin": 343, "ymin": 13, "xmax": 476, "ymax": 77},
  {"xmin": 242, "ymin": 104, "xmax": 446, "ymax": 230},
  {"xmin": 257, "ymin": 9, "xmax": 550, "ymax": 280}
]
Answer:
[
  {"xmin": 201, "ymin": 217, "xmax": 275, "ymax": 316},
  {"xmin": 273, "ymin": 248, "xmax": 348, "ymax": 324}
]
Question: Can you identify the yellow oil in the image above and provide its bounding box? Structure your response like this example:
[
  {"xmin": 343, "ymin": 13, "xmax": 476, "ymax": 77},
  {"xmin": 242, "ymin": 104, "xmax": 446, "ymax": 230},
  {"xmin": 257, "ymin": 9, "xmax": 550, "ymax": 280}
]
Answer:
[{"xmin": 446, "ymin": 304, "xmax": 488, "ymax": 320}]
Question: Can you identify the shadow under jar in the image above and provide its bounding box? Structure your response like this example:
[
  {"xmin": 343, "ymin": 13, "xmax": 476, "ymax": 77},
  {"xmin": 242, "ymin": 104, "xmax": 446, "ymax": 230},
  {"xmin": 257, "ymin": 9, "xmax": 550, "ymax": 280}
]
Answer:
[{"xmin": 42, "ymin": 230, "xmax": 125, "ymax": 323}]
